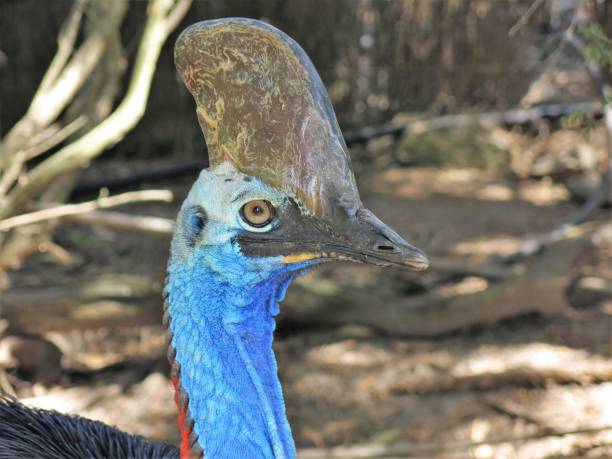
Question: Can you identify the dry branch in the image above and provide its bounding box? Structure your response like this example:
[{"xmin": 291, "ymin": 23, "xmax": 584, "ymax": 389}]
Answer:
[
  {"xmin": 0, "ymin": 152, "xmax": 26, "ymax": 197},
  {"xmin": 0, "ymin": 0, "xmax": 192, "ymax": 220},
  {"xmin": 23, "ymin": 116, "xmax": 88, "ymax": 162},
  {"xmin": 407, "ymin": 102, "xmax": 602, "ymax": 134},
  {"xmin": 0, "ymin": 190, "xmax": 173, "ymax": 232},
  {"xmin": 341, "ymin": 101, "xmax": 603, "ymax": 146},
  {"xmin": 0, "ymin": 0, "xmax": 127, "ymax": 169},
  {"xmin": 508, "ymin": 0, "xmax": 545, "ymax": 38},
  {"xmin": 67, "ymin": 211, "xmax": 175, "ymax": 235},
  {"xmin": 36, "ymin": 0, "xmax": 86, "ymax": 97},
  {"xmin": 404, "ymin": 102, "xmax": 603, "ymax": 135},
  {"xmin": 285, "ymin": 272, "xmax": 563, "ymax": 337}
]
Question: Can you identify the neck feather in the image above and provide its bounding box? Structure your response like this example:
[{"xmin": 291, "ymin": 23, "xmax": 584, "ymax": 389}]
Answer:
[{"xmin": 165, "ymin": 244, "xmax": 299, "ymax": 459}]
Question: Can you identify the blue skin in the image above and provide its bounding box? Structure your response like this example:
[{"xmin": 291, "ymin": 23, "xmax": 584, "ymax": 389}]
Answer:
[{"xmin": 166, "ymin": 163, "xmax": 316, "ymax": 458}]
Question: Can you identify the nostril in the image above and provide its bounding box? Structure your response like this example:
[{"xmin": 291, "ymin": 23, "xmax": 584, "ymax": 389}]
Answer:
[
  {"xmin": 375, "ymin": 231, "xmax": 398, "ymax": 252},
  {"xmin": 377, "ymin": 245, "xmax": 395, "ymax": 251}
]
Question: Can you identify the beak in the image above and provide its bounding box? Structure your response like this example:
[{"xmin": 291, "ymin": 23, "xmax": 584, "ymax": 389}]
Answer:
[
  {"xmin": 237, "ymin": 199, "xmax": 428, "ymax": 271},
  {"xmin": 337, "ymin": 208, "xmax": 429, "ymax": 270}
]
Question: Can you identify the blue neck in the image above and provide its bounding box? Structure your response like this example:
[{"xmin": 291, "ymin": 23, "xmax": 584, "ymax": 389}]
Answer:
[{"xmin": 166, "ymin": 243, "xmax": 302, "ymax": 458}]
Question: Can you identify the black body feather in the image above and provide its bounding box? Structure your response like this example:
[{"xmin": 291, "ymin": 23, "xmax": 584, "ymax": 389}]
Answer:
[{"xmin": 0, "ymin": 397, "xmax": 179, "ymax": 459}]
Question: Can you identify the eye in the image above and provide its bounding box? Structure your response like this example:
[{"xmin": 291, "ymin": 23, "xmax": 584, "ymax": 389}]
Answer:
[{"xmin": 240, "ymin": 200, "xmax": 275, "ymax": 228}]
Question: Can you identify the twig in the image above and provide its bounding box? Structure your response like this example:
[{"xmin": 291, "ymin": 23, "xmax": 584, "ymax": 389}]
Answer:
[
  {"xmin": 163, "ymin": 0, "xmax": 192, "ymax": 36},
  {"xmin": 66, "ymin": 210, "xmax": 175, "ymax": 235},
  {"xmin": 38, "ymin": 240, "xmax": 82, "ymax": 267},
  {"xmin": 500, "ymin": 195, "xmax": 607, "ymax": 263},
  {"xmin": 0, "ymin": 370, "xmax": 16, "ymax": 398},
  {"xmin": 37, "ymin": 0, "xmax": 86, "ymax": 95},
  {"xmin": 519, "ymin": 9, "xmax": 583, "ymax": 109},
  {"xmin": 0, "ymin": 117, "xmax": 89, "ymax": 198},
  {"xmin": 483, "ymin": 396, "xmax": 554, "ymax": 432},
  {"xmin": 0, "ymin": 190, "xmax": 173, "ymax": 232},
  {"xmin": 508, "ymin": 0, "xmax": 546, "ymax": 38},
  {"xmin": 23, "ymin": 115, "xmax": 88, "ymax": 161},
  {"xmin": 343, "ymin": 101, "xmax": 601, "ymax": 145},
  {"xmin": 404, "ymin": 102, "xmax": 601, "ymax": 135},
  {"xmin": 0, "ymin": 152, "xmax": 25, "ymax": 197}
]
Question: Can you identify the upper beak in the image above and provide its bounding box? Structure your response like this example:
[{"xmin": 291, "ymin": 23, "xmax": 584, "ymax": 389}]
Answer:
[
  {"xmin": 237, "ymin": 200, "xmax": 429, "ymax": 271},
  {"xmin": 335, "ymin": 208, "xmax": 429, "ymax": 270}
]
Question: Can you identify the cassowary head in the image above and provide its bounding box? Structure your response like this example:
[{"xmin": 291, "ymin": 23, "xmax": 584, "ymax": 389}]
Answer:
[
  {"xmin": 171, "ymin": 18, "xmax": 428, "ymax": 277},
  {"xmin": 165, "ymin": 18, "xmax": 430, "ymax": 458}
]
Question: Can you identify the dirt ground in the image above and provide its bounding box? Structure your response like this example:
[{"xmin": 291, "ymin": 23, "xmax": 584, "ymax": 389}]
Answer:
[{"xmin": 2, "ymin": 163, "xmax": 611, "ymax": 459}]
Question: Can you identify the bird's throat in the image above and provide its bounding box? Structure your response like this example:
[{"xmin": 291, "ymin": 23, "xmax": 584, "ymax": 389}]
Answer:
[{"xmin": 165, "ymin": 245, "xmax": 298, "ymax": 459}]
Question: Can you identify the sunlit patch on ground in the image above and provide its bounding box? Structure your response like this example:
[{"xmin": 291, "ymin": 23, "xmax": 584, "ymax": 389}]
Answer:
[{"xmin": 452, "ymin": 236, "xmax": 524, "ymax": 257}]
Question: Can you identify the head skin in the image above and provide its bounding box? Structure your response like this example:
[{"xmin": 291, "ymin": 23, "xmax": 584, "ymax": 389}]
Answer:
[{"xmin": 171, "ymin": 161, "xmax": 307, "ymax": 269}]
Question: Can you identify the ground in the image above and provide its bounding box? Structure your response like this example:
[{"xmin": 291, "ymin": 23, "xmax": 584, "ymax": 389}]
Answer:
[{"xmin": 2, "ymin": 162, "xmax": 611, "ymax": 459}]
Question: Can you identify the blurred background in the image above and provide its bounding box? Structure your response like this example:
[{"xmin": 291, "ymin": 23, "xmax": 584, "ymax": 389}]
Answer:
[{"xmin": 0, "ymin": 0, "xmax": 611, "ymax": 457}]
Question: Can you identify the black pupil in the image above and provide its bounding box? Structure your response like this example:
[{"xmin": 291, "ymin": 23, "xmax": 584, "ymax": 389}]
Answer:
[{"xmin": 252, "ymin": 205, "xmax": 264, "ymax": 215}]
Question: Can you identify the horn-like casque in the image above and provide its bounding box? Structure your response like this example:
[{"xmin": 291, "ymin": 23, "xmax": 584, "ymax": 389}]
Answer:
[{"xmin": 174, "ymin": 18, "xmax": 361, "ymax": 219}]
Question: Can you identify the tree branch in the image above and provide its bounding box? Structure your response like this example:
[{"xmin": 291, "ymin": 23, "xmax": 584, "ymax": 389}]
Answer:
[
  {"xmin": 163, "ymin": 0, "xmax": 192, "ymax": 35},
  {"xmin": 0, "ymin": 190, "xmax": 173, "ymax": 232},
  {"xmin": 0, "ymin": 0, "xmax": 128, "ymax": 169},
  {"xmin": 23, "ymin": 116, "xmax": 88, "ymax": 161},
  {"xmin": 36, "ymin": 0, "xmax": 86, "ymax": 95},
  {"xmin": 66, "ymin": 210, "xmax": 175, "ymax": 235},
  {"xmin": 0, "ymin": 0, "xmax": 192, "ymax": 220},
  {"xmin": 508, "ymin": 0, "xmax": 546, "ymax": 38}
]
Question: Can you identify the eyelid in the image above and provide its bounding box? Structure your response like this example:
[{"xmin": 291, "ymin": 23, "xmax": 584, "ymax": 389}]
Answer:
[
  {"xmin": 238, "ymin": 217, "xmax": 274, "ymax": 233},
  {"xmin": 231, "ymin": 190, "xmax": 250, "ymax": 203},
  {"xmin": 237, "ymin": 195, "xmax": 280, "ymax": 209}
]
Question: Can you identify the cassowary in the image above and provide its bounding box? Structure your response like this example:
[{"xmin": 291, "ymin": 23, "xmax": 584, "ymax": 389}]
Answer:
[{"xmin": 0, "ymin": 18, "xmax": 428, "ymax": 459}]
